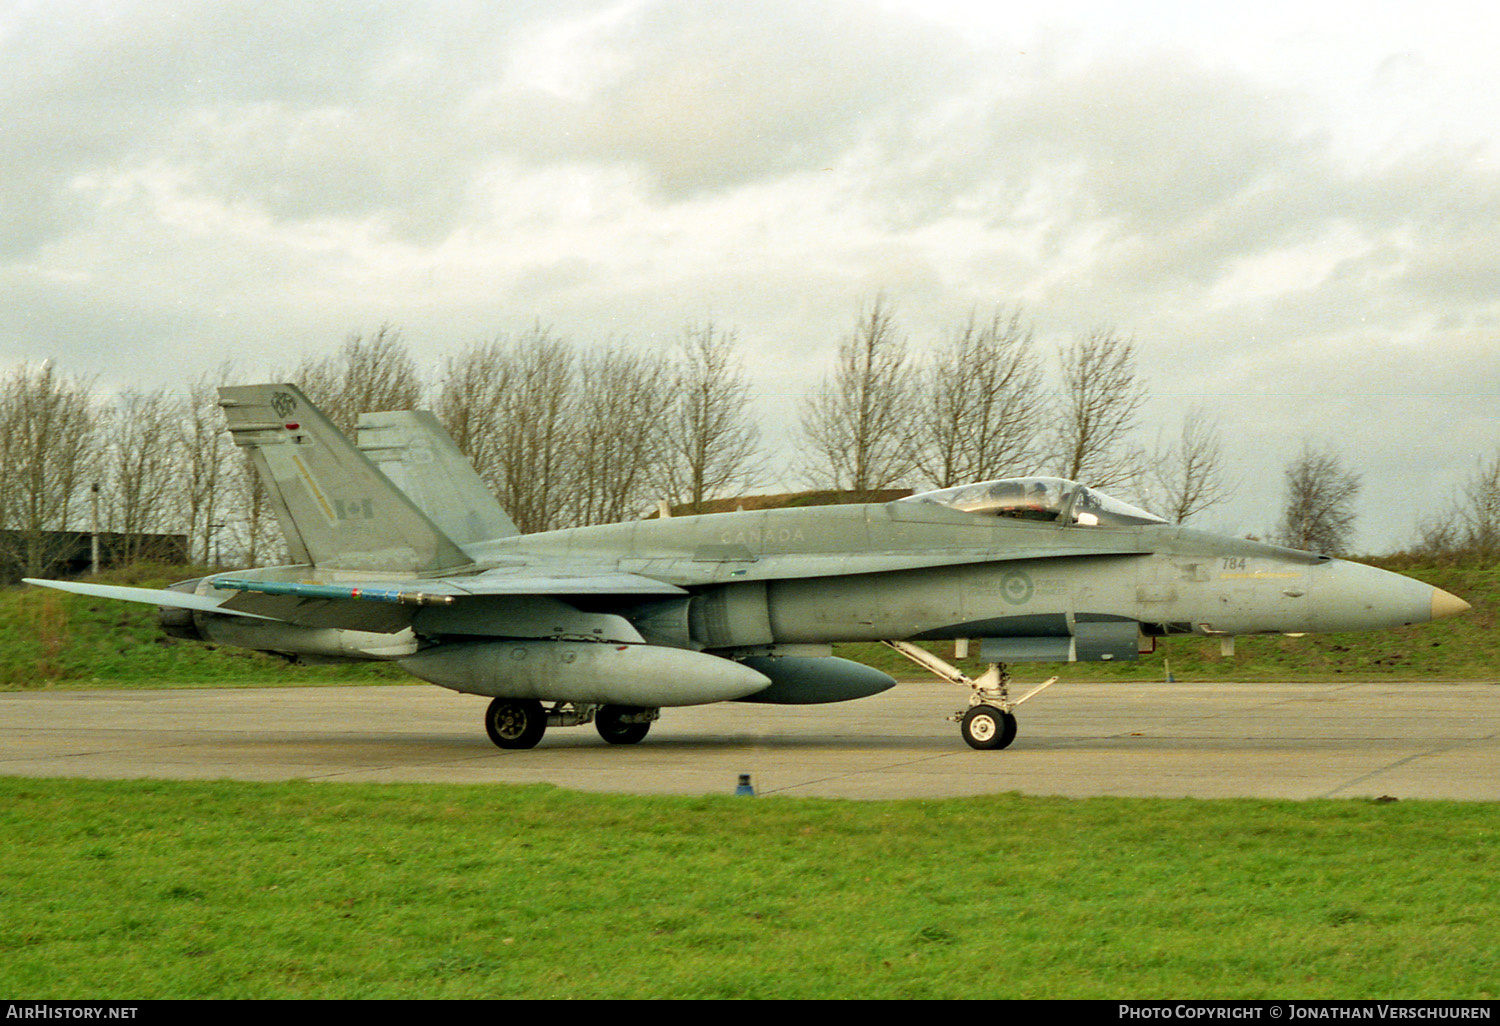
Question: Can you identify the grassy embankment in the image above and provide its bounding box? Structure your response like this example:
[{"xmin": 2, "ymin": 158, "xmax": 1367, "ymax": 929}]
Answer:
[
  {"xmin": 2, "ymin": 560, "xmax": 1492, "ymax": 689},
  {"xmin": 0, "ymin": 563, "xmax": 406, "ymax": 689},
  {"xmin": 2, "ymin": 777, "xmax": 1496, "ymax": 999}
]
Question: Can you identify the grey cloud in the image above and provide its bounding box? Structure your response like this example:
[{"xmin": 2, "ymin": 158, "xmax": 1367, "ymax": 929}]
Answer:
[
  {"xmin": 877, "ymin": 55, "xmax": 1336, "ymax": 248},
  {"xmin": 851, "ymin": 49, "xmax": 1500, "ymax": 358},
  {"xmin": 2, "ymin": 0, "xmax": 977, "ymax": 256},
  {"xmin": 0, "ymin": 0, "xmax": 592, "ymax": 251},
  {"xmin": 479, "ymin": 0, "xmax": 975, "ymax": 196}
]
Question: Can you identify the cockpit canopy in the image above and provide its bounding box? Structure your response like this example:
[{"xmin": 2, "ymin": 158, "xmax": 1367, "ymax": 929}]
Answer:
[{"xmin": 897, "ymin": 477, "xmax": 1167, "ymax": 527}]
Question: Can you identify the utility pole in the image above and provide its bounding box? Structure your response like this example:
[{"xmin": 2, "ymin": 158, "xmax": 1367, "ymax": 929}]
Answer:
[{"xmin": 90, "ymin": 482, "xmax": 100, "ymax": 576}]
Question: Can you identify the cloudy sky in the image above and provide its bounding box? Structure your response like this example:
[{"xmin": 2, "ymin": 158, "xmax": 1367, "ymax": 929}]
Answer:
[{"xmin": 4, "ymin": 0, "xmax": 1499, "ymax": 551}]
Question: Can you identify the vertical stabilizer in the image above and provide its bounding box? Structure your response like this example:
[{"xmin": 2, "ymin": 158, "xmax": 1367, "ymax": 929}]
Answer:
[
  {"xmin": 218, "ymin": 384, "xmax": 474, "ymax": 573},
  {"xmin": 357, "ymin": 410, "xmax": 520, "ymax": 545}
]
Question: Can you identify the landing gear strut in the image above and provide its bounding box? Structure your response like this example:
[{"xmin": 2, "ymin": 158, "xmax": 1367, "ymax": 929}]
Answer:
[{"xmin": 880, "ymin": 641, "xmax": 1059, "ymax": 751}]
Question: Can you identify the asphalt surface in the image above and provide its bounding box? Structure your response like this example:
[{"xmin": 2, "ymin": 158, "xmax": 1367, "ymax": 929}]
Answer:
[{"xmin": 1, "ymin": 681, "xmax": 1496, "ymax": 800}]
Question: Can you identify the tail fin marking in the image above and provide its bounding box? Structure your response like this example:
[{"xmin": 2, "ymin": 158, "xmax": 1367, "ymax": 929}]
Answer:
[{"xmin": 218, "ymin": 384, "xmax": 474, "ymax": 574}]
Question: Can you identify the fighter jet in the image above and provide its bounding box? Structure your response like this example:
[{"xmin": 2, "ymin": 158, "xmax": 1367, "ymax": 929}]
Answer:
[{"xmin": 26, "ymin": 384, "xmax": 1470, "ymax": 751}]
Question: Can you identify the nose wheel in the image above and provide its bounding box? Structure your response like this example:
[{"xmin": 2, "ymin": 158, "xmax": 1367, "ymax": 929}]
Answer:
[
  {"xmin": 881, "ymin": 640, "xmax": 1058, "ymax": 751},
  {"xmin": 960, "ymin": 705, "xmax": 1018, "ymax": 750}
]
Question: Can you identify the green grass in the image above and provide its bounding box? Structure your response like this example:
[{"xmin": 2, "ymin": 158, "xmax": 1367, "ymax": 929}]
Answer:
[
  {"xmin": 1, "ymin": 778, "xmax": 1495, "ymax": 999},
  {"xmin": 0, "ymin": 564, "xmax": 402, "ymax": 689}
]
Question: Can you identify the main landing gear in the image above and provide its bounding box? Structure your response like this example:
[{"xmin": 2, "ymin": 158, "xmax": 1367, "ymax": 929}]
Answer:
[
  {"xmin": 880, "ymin": 641, "xmax": 1059, "ymax": 751},
  {"xmin": 484, "ymin": 698, "xmax": 547, "ymax": 749},
  {"xmin": 483, "ymin": 698, "xmax": 659, "ymax": 750}
]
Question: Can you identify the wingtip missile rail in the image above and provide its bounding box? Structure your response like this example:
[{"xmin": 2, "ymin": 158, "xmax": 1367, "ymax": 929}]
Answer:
[{"xmin": 210, "ymin": 578, "xmax": 458, "ymax": 607}]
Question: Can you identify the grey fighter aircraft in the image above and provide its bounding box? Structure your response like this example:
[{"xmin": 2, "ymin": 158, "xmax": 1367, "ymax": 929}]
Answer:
[{"xmin": 27, "ymin": 384, "xmax": 1471, "ymax": 750}]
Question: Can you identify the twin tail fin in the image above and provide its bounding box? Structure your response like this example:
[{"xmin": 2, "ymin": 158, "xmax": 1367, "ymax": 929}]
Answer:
[{"xmin": 218, "ymin": 384, "xmax": 477, "ymax": 574}]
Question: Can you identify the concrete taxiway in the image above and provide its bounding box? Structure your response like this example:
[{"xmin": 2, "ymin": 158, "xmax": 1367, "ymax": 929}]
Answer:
[{"xmin": 0, "ymin": 681, "xmax": 1495, "ymax": 800}]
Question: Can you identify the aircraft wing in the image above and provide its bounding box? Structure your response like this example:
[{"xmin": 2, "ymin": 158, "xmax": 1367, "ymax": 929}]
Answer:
[
  {"xmin": 206, "ymin": 565, "xmax": 686, "ymax": 632},
  {"xmin": 212, "ymin": 568, "xmax": 686, "ymax": 604},
  {"xmin": 22, "ymin": 578, "xmax": 276, "ymax": 619},
  {"xmin": 442, "ymin": 568, "xmax": 689, "ymax": 597},
  {"xmin": 27, "ymin": 561, "xmax": 683, "ymax": 634}
]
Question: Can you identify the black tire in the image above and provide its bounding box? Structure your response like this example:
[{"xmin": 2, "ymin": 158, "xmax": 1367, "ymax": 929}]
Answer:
[
  {"xmin": 596, "ymin": 705, "xmax": 652, "ymax": 745},
  {"xmin": 484, "ymin": 698, "xmax": 547, "ymax": 750},
  {"xmin": 960, "ymin": 705, "xmax": 1017, "ymax": 751}
]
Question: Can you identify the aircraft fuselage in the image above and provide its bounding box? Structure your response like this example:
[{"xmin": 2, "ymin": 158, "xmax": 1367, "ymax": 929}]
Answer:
[{"xmin": 467, "ymin": 501, "xmax": 1451, "ymax": 658}]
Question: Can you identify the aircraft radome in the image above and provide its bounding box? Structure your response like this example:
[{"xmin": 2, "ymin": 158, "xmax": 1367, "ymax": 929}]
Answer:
[{"xmin": 27, "ymin": 384, "xmax": 1471, "ymax": 751}]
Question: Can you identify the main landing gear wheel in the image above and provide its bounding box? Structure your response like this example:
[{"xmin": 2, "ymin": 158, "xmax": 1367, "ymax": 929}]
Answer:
[
  {"xmin": 484, "ymin": 698, "xmax": 547, "ymax": 750},
  {"xmin": 960, "ymin": 705, "xmax": 1018, "ymax": 751},
  {"xmin": 595, "ymin": 705, "xmax": 652, "ymax": 745}
]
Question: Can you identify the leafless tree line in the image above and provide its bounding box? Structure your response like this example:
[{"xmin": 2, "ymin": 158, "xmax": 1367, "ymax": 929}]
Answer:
[
  {"xmin": 0, "ymin": 323, "xmax": 763, "ymax": 572},
  {"xmin": 3, "ymin": 305, "xmax": 1253, "ymax": 577},
  {"xmin": 0, "ymin": 362, "xmax": 97, "ymax": 578},
  {"xmin": 426, "ymin": 322, "xmax": 761, "ymax": 532},
  {"xmin": 1410, "ymin": 449, "xmax": 1500, "ymax": 564},
  {"xmin": 799, "ymin": 297, "xmax": 1233, "ymax": 518},
  {"xmin": 0, "ymin": 361, "xmax": 252, "ymax": 577}
]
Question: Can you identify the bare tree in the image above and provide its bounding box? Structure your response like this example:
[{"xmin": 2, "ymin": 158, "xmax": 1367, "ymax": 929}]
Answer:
[
  {"xmin": 100, "ymin": 388, "xmax": 182, "ymax": 561},
  {"xmin": 292, "ymin": 324, "xmax": 424, "ymax": 435},
  {"xmin": 658, "ymin": 323, "xmax": 762, "ymax": 513},
  {"xmin": 1456, "ymin": 448, "xmax": 1500, "ymax": 561},
  {"xmin": 565, "ymin": 345, "xmax": 674, "ymax": 526},
  {"xmin": 1146, "ymin": 405, "xmax": 1236, "ymax": 524},
  {"xmin": 217, "ymin": 450, "xmax": 281, "ymax": 568},
  {"xmin": 1410, "ymin": 513, "xmax": 1462, "ymax": 564},
  {"xmin": 800, "ymin": 297, "xmax": 918, "ymax": 497},
  {"xmin": 436, "ymin": 328, "xmax": 575, "ymax": 534},
  {"xmin": 1413, "ymin": 447, "xmax": 1500, "ymax": 563},
  {"xmin": 1277, "ymin": 443, "xmax": 1362, "ymax": 554},
  {"xmin": 912, "ymin": 307, "xmax": 1044, "ymax": 488},
  {"xmin": 437, "ymin": 339, "xmax": 508, "ymax": 478},
  {"xmin": 178, "ymin": 370, "xmax": 237, "ymax": 565},
  {"xmin": 0, "ymin": 362, "xmax": 100, "ymax": 578},
  {"xmin": 1049, "ymin": 328, "xmax": 1148, "ymax": 490}
]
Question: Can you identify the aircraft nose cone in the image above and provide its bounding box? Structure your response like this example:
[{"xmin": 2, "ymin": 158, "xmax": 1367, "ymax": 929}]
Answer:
[
  {"xmin": 1431, "ymin": 588, "xmax": 1471, "ymax": 621},
  {"xmin": 1312, "ymin": 560, "xmax": 1467, "ymax": 632}
]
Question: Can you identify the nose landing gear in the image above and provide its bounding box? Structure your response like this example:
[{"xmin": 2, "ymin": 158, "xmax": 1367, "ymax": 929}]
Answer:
[
  {"xmin": 880, "ymin": 641, "xmax": 1059, "ymax": 751},
  {"xmin": 959, "ymin": 703, "xmax": 1018, "ymax": 750}
]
